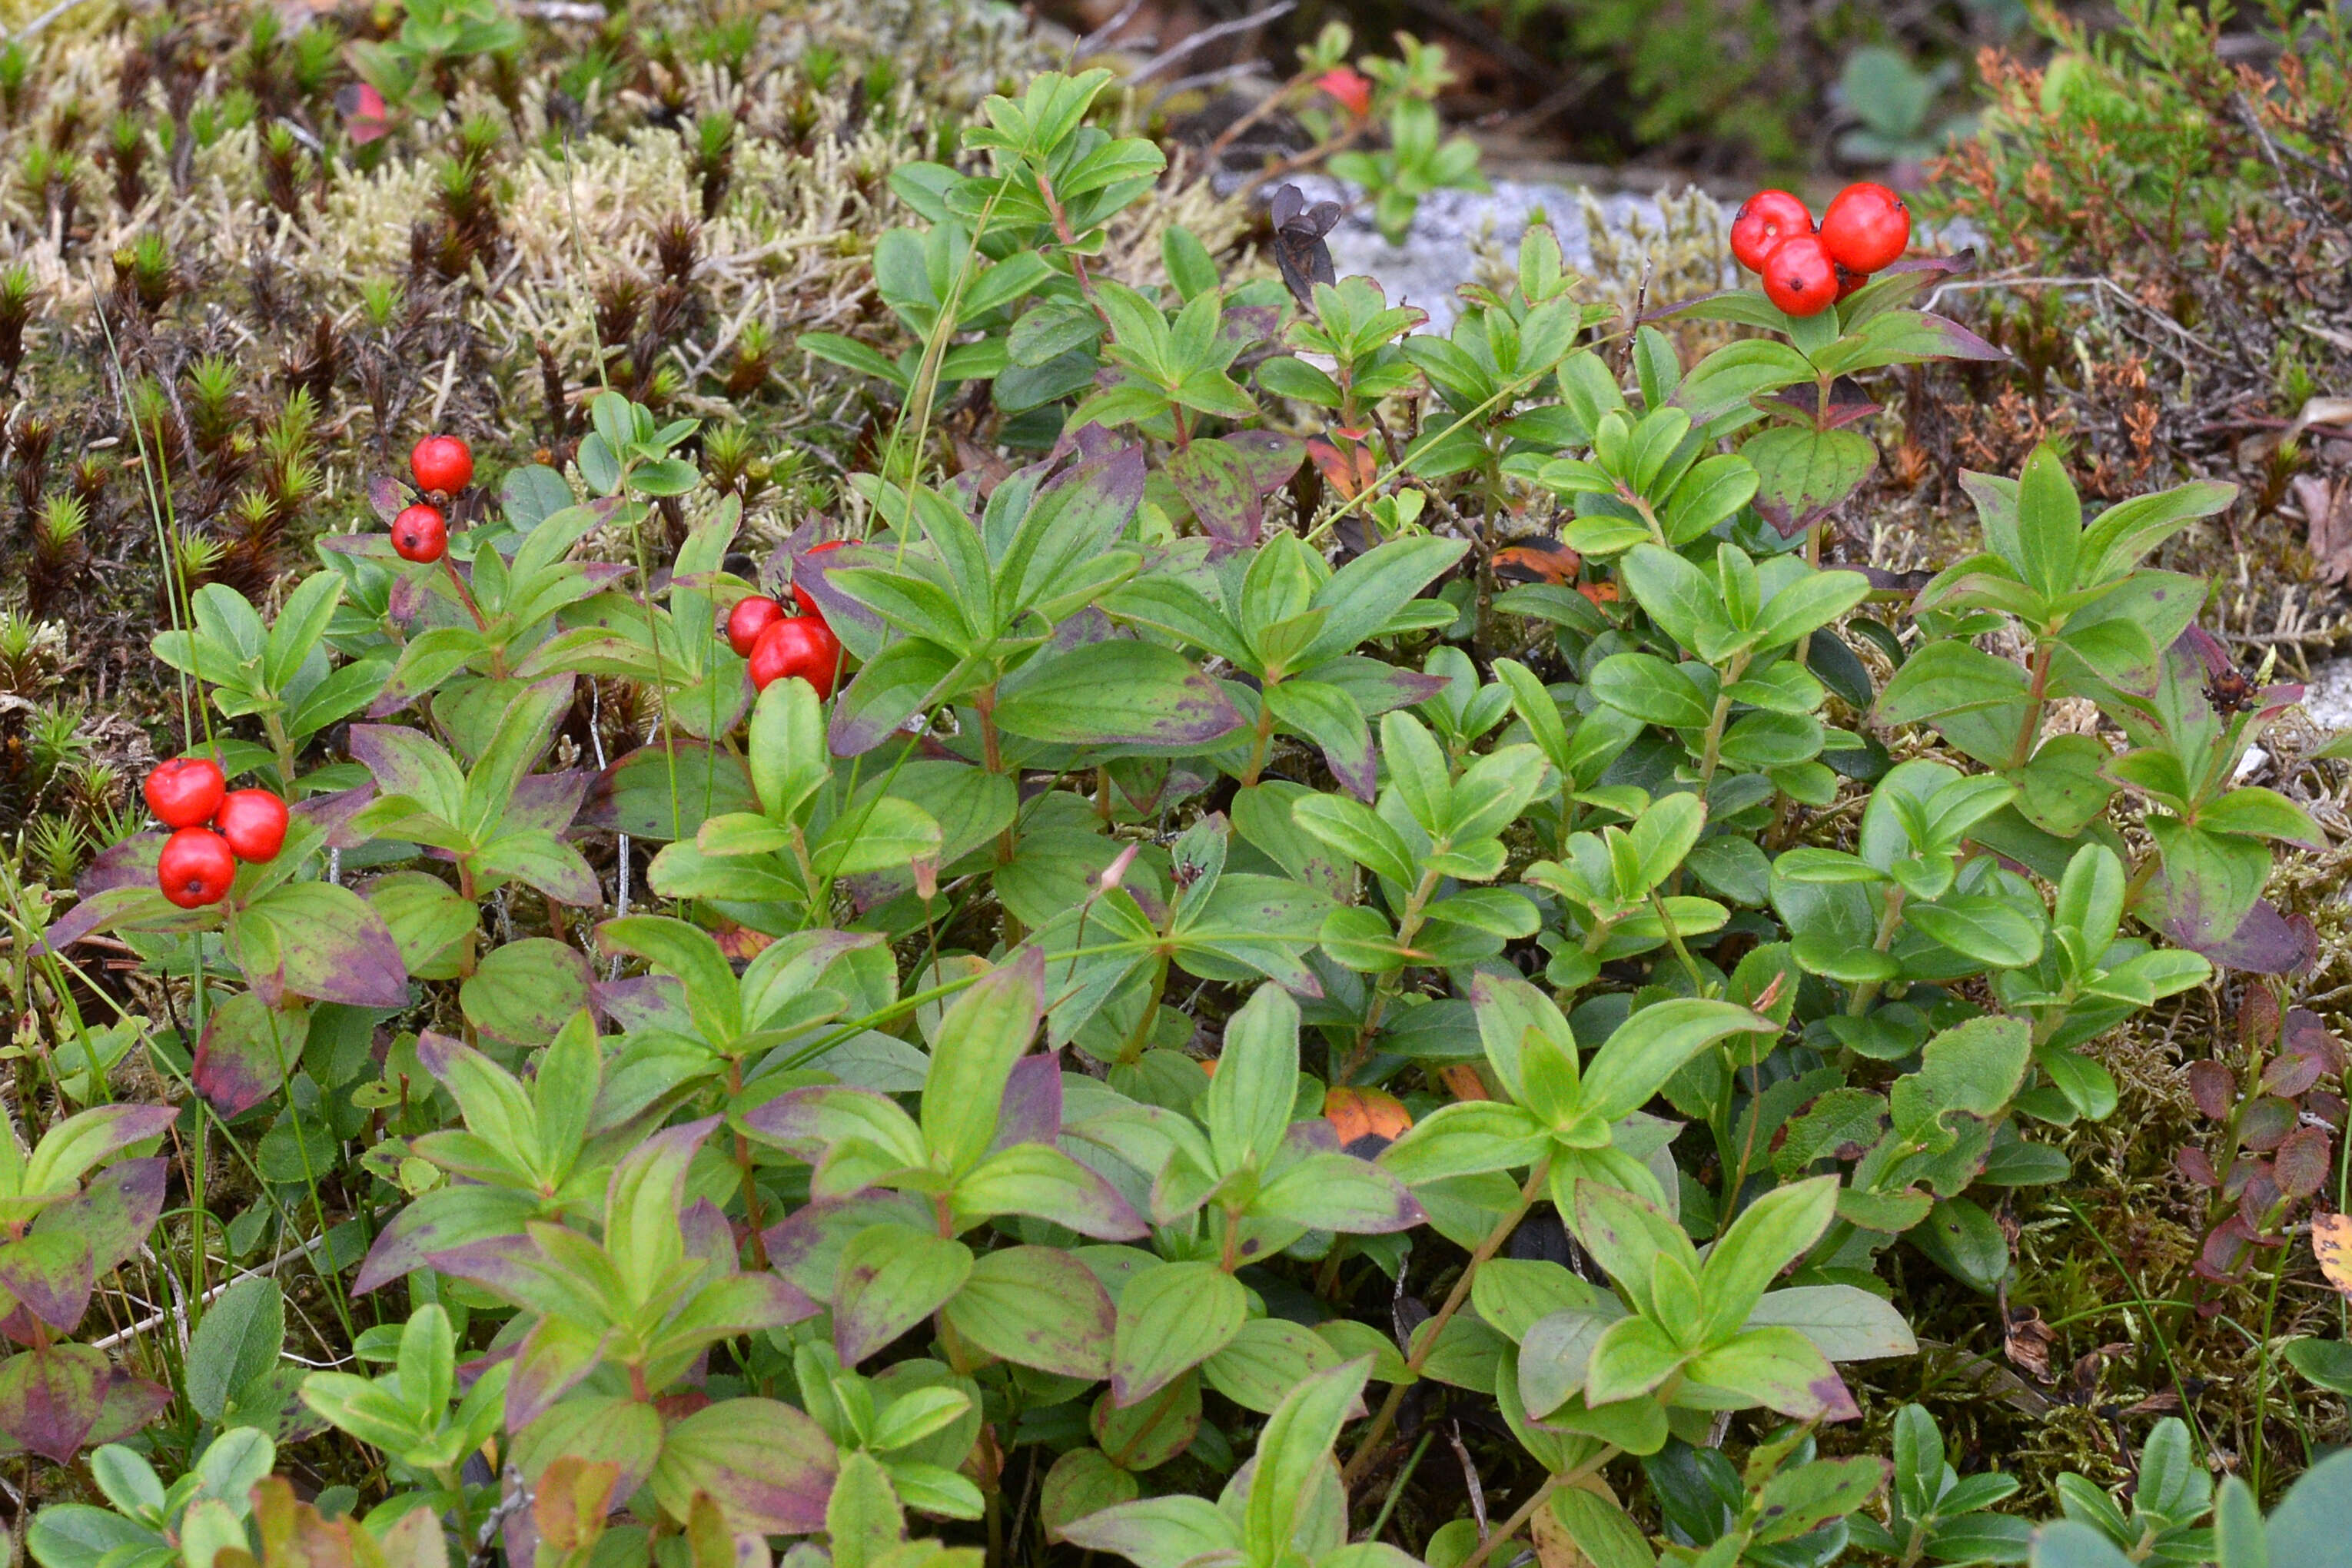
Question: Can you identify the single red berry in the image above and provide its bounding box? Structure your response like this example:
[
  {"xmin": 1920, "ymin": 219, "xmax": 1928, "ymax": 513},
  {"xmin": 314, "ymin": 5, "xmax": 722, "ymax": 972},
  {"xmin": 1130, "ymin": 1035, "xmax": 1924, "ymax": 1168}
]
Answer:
[
  {"xmin": 1760, "ymin": 233, "xmax": 1839, "ymax": 317},
  {"xmin": 792, "ymin": 540, "xmax": 846, "ymax": 620},
  {"xmin": 144, "ymin": 756, "xmax": 225, "ymax": 829},
  {"xmin": 158, "ymin": 826, "xmax": 237, "ymax": 909},
  {"xmin": 749, "ymin": 616, "xmax": 843, "ymax": 699},
  {"xmin": 410, "ymin": 434, "xmax": 474, "ymax": 496},
  {"xmin": 1835, "ymin": 264, "xmax": 1870, "ymax": 301},
  {"xmin": 726, "ymin": 595, "xmax": 786, "ymax": 658},
  {"xmin": 1729, "ymin": 189, "xmax": 1813, "ymax": 274},
  {"xmin": 393, "ymin": 503, "xmax": 447, "ymax": 563},
  {"xmin": 1819, "ymin": 182, "xmax": 1910, "ymax": 273},
  {"xmin": 214, "ymin": 789, "xmax": 291, "ymax": 863},
  {"xmin": 1314, "ymin": 67, "xmax": 1374, "ymax": 119}
]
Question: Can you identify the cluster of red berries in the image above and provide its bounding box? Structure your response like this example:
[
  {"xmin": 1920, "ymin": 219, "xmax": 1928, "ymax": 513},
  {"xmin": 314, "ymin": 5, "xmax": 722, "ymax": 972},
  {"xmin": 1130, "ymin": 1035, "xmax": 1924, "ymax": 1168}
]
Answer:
[
  {"xmin": 390, "ymin": 434, "xmax": 475, "ymax": 563},
  {"xmin": 728, "ymin": 540, "xmax": 845, "ymax": 697},
  {"xmin": 1729, "ymin": 181, "xmax": 1911, "ymax": 318},
  {"xmin": 145, "ymin": 757, "xmax": 289, "ymax": 909}
]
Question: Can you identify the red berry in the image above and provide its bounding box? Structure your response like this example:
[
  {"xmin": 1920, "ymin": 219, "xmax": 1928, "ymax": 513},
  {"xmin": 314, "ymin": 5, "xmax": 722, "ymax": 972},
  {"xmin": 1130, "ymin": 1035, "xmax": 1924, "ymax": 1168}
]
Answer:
[
  {"xmin": 1819, "ymin": 182, "xmax": 1910, "ymax": 274},
  {"xmin": 410, "ymin": 434, "xmax": 473, "ymax": 496},
  {"xmin": 1835, "ymin": 265, "xmax": 1870, "ymax": 301},
  {"xmin": 726, "ymin": 595, "xmax": 786, "ymax": 658},
  {"xmin": 792, "ymin": 540, "xmax": 845, "ymax": 620},
  {"xmin": 158, "ymin": 826, "xmax": 237, "ymax": 909},
  {"xmin": 214, "ymin": 789, "xmax": 291, "ymax": 863},
  {"xmin": 1729, "ymin": 189, "xmax": 1813, "ymax": 274},
  {"xmin": 1760, "ymin": 233, "xmax": 1839, "ymax": 318},
  {"xmin": 144, "ymin": 756, "xmax": 225, "ymax": 829},
  {"xmin": 393, "ymin": 503, "xmax": 447, "ymax": 563},
  {"xmin": 749, "ymin": 616, "xmax": 843, "ymax": 699}
]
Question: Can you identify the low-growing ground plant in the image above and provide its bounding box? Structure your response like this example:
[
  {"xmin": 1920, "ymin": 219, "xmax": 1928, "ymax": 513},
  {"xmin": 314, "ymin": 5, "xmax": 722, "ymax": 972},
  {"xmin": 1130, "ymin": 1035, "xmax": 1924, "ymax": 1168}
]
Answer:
[{"xmin": 5, "ymin": 12, "xmax": 2352, "ymax": 1568}]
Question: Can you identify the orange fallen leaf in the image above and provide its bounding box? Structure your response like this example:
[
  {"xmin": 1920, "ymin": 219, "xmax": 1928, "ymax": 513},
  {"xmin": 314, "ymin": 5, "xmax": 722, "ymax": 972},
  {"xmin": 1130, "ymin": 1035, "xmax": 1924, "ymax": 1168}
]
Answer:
[
  {"xmin": 1325, "ymin": 1085, "xmax": 1412, "ymax": 1157},
  {"xmin": 2316, "ymin": 1211, "xmax": 2352, "ymax": 1299},
  {"xmin": 1440, "ymin": 1063, "xmax": 1493, "ymax": 1101}
]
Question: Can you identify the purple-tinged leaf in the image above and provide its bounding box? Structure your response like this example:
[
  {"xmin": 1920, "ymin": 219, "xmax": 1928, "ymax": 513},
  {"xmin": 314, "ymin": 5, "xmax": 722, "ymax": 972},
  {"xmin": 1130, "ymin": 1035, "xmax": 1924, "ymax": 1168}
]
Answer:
[
  {"xmin": 0, "ymin": 1341, "xmax": 108, "ymax": 1463},
  {"xmin": 1745, "ymin": 426, "xmax": 1877, "ymax": 537},
  {"xmin": 190, "ymin": 992, "xmax": 307, "ymax": 1118},
  {"xmin": 2151, "ymin": 885, "xmax": 2315, "ymax": 976},
  {"xmin": 590, "ymin": 973, "xmax": 692, "ymax": 1035},
  {"xmin": 742, "ymin": 1085, "xmax": 921, "ymax": 1164},
  {"xmin": 40, "ymin": 885, "xmax": 188, "ymax": 956},
  {"xmin": 511, "ymin": 1392, "xmax": 664, "ymax": 1500},
  {"xmin": 832, "ymin": 1223, "xmax": 973, "ymax": 1365},
  {"xmin": 75, "ymin": 834, "xmax": 164, "ymax": 897},
  {"xmin": 648, "ymin": 1397, "xmax": 839, "ymax": 1536},
  {"xmin": 368, "ymin": 473, "xmax": 405, "ymax": 522},
  {"xmin": 294, "ymin": 785, "xmax": 380, "ymax": 849},
  {"xmin": 1168, "ymin": 437, "xmax": 1296, "ymax": 554},
  {"xmin": 37, "ymin": 1157, "xmax": 167, "ymax": 1274},
  {"xmin": 232, "ymin": 882, "xmax": 410, "ymax": 1008},
  {"xmin": 1307, "ymin": 656, "xmax": 1452, "ymax": 719},
  {"xmin": 828, "ymin": 639, "xmax": 962, "ymax": 758},
  {"xmin": 435, "ymin": 1233, "xmax": 570, "ymax": 1314},
  {"xmin": 505, "ymin": 772, "xmax": 591, "ymax": 835},
  {"xmin": 992, "ymin": 1054, "xmax": 1065, "ymax": 1153},
  {"xmin": 952, "ymin": 1144, "xmax": 1149, "ymax": 1241},
  {"xmin": 680, "ymin": 1198, "xmax": 736, "ymax": 1274},
  {"xmin": 1760, "ymin": 377, "xmax": 1882, "ymax": 431},
  {"xmin": 676, "ymin": 1273, "xmax": 821, "ymax": 1343},
  {"xmin": 789, "ymin": 541, "xmax": 888, "ymax": 647},
  {"xmin": 84, "ymin": 1369, "xmax": 171, "ymax": 1450},
  {"xmin": 992, "ymin": 641, "xmax": 1241, "ymax": 749},
  {"xmin": 505, "ymin": 1317, "xmax": 616, "ymax": 1431},
  {"xmin": 0, "ymin": 1234, "xmax": 94, "ymax": 1334},
  {"xmin": 353, "ymin": 1184, "xmax": 540, "ymax": 1294},
  {"xmin": 760, "ymin": 1193, "xmax": 935, "ymax": 1301},
  {"xmin": 577, "ymin": 741, "xmax": 759, "ymax": 842}
]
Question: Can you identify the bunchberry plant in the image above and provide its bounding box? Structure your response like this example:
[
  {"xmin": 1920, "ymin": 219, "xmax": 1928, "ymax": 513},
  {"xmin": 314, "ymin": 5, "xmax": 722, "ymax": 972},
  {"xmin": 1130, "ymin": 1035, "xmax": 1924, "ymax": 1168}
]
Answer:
[{"xmin": 22, "ymin": 44, "xmax": 2350, "ymax": 1568}]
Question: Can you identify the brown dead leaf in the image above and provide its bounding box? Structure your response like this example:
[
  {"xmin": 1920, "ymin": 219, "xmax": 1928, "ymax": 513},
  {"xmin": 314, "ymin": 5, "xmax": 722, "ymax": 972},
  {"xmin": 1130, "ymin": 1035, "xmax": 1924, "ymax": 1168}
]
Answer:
[
  {"xmin": 2291, "ymin": 474, "xmax": 2352, "ymax": 585},
  {"xmin": 2003, "ymin": 1304, "xmax": 2055, "ymax": 1381}
]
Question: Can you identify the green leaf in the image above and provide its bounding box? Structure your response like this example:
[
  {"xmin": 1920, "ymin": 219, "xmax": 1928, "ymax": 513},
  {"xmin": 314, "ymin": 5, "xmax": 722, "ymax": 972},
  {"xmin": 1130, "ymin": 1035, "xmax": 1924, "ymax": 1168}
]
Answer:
[
  {"xmin": 994, "ymin": 642, "xmax": 1239, "ymax": 749},
  {"xmin": 1590, "ymin": 653, "xmax": 1713, "ymax": 729},
  {"xmin": 1905, "ymin": 895, "xmax": 2044, "ymax": 968},
  {"xmin": 1201, "ymin": 1319, "xmax": 1345, "ymax": 1414},
  {"xmin": 2028, "ymin": 1522, "xmax": 2137, "ymax": 1568},
  {"xmin": 186, "ymin": 1278, "xmax": 284, "ymax": 1423},
  {"xmin": 1111, "ymin": 1261, "xmax": 1244, "ymax": 1406},
  {"xmin": 1241, "ymin": 1357, "xmax": 1370, "ymax": 1566},
  {"xmin": 942, "ymin": 1246, "xmax": 1114, "ymax": 1380},
  {"xmin": 2195, "ymin": 786, "xmax": 2326, "ymax": 849},
  {"xmin": 1913, "ymin": 1196, "xmax": 2009, "ymax": 1293},
  {"xmin": 1585, "ymin": 999, "xmax": 1772, "ymax": 1124},
  {"xmin": 1696, "ymin": 1176, "xmax": 1838, "ymax": 1342},
  {"xmin": 1877, "ymin": 640, "xmax": 2031, "ymax": 725},
  {"xmin": 1549, "ymin": 1487, "xmax": 1658, "ymax": 1568},
  {"xmin": 921, "ymin": 951, "xmax": 1045, "ymax": 1177},
  {"xmin": 2015, "ymin": 444, "xmax": 2082, "ymax": 597}
]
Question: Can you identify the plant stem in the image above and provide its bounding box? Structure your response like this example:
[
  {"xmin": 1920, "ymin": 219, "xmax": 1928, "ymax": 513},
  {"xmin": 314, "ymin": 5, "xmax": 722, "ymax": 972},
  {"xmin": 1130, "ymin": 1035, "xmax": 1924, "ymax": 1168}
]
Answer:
[
  {"xmin": 1336, "ymin": 867, "xmax": 1443, "ymax": 1083},
  {"xmin": 1454, "ymin": 1473, "xmax": 1566, "ymax": 1568},
  {"xmin": 440, "ymin": 552, "xmax": 490, "ymax": 633},
  {"xmin": 1842, "ymin": 884, "xmax": 1908, "ymax": 1018},
  {"xmin": 2007, "ymin": 636, "xmax": 2055, "ymax": 771},
  {"xmin": 1340, "ymin": 1151, "xmax": 1553, "ymax": 1486}
]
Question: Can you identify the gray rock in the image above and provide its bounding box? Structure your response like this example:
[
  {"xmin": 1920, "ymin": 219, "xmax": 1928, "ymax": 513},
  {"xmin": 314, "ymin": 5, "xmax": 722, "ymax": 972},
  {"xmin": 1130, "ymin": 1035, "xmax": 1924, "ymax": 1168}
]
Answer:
[{"xmin": 1268, "ymin": 174, "xmax": 1732, "ymax": 334}]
